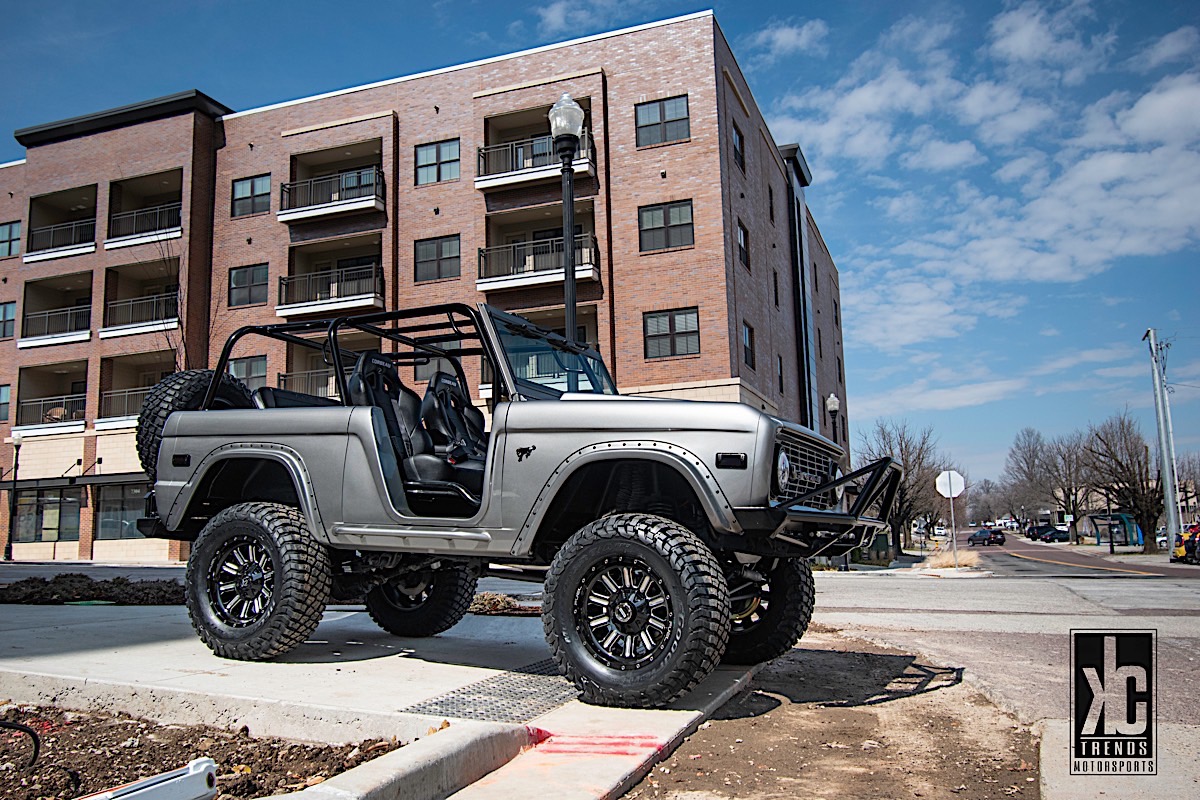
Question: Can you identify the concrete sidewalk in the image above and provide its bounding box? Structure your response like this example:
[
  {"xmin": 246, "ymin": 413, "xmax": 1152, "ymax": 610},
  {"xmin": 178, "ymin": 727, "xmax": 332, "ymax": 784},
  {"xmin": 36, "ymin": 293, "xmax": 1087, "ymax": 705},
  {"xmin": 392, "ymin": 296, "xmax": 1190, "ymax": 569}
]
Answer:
[{"xmin": 0, "ymin": 603, "xmax": 753, "ymax": 799}]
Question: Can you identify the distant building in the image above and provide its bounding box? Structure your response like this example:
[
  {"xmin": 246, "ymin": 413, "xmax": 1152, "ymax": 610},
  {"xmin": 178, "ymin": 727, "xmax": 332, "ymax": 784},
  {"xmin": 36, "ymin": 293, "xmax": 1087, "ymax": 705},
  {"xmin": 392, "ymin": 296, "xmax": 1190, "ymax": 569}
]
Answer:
[{"xmin": 0, "ymin": 10, "xmax": 847, "ymax": 562}]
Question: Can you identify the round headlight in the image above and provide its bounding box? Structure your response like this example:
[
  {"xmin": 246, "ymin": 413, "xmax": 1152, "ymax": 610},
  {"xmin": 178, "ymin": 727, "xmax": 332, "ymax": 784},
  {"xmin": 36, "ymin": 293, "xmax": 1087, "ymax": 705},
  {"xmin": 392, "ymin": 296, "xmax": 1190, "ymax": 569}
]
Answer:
[
  {"xmin": 831, "ymin": 466, "xmax": 846, "ymax": 511},
  {"xmin": 776, "ymin": 450, "xmax": 792, "ymax": 491}
]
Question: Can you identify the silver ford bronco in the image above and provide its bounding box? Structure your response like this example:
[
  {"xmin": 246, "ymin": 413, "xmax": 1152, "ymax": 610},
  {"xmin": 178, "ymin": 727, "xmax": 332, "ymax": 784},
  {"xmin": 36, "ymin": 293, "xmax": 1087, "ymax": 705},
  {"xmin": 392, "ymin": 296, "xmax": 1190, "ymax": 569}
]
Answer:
[{"xmin": 137, "ymin": 303, "xmax": 901, "ymax": 708}]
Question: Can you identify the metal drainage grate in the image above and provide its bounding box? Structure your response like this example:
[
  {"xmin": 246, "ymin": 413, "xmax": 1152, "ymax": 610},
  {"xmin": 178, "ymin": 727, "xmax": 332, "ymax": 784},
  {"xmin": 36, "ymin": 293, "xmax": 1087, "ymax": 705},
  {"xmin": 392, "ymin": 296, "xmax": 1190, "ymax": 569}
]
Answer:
[{"xmin": 399, "ymin": 659, "xmax": 579, "ymax": 723}]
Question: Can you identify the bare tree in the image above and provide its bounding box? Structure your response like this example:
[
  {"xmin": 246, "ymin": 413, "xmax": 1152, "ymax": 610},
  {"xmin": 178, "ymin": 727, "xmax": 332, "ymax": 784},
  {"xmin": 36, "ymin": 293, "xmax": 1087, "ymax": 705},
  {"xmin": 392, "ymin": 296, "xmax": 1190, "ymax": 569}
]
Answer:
[
  {"xmin": 856, "ymin": 419, "xmax": 942, "ymax": 556},
  {"xmin": 1176, "ymin": 451, "xmax": 1199, "ymax": 525},
  {"xmin": 1086, "ymin": 411, "xmax": 1163, "ymax": 554},
  {"xmin": 969, "ymin": 478, "xmax": 999, "ymax": 524},
  {"xmin": 1044, "ymin": 430, "xmax": 1091, "ymax": 540},
  {"xmin": 1001, "ymin": 427, "xmax": 1051, "ymax": 515}
]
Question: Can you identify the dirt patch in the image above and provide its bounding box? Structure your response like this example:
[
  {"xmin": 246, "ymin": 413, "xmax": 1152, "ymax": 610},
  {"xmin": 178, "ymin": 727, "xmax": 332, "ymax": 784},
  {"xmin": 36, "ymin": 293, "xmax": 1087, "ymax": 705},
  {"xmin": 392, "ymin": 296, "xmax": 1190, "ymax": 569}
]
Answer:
[
  {"xmin": 0, "ymin": 703, "xmax": 404, "ymax": 800},
  {"xmin": 623, "ymin": 625, "xmax": 1040, "ymax": 800},
  {"xmin": 0, "ymin": 574, "xmax": 183, "ymax": 605}
]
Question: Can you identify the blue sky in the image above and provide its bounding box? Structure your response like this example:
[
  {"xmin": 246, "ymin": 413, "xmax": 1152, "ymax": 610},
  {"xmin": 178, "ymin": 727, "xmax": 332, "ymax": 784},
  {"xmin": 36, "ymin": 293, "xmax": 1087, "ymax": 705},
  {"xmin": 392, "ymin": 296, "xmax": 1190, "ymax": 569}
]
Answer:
[{"xmin": 1, "ymin": 1, "xmax": 1197, "ymax": 482}]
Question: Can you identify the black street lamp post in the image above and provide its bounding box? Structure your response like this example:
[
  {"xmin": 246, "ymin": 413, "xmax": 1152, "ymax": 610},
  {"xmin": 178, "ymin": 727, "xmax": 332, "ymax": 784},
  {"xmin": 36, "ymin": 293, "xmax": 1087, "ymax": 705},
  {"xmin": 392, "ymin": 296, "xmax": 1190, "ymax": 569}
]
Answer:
[
  {"xmin": 548, "ymin": 93, "xmax": 585, "ymax": 393},
  {"xmin": 5, "ymin": 431, "xmax": 23, "ymax": 561}
]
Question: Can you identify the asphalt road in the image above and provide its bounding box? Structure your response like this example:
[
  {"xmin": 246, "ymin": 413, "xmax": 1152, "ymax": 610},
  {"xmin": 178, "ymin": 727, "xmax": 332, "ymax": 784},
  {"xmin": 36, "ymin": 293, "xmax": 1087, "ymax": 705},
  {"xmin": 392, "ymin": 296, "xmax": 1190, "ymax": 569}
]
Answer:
[{"xmin": 944, "ymin": 529, "xmax": 1199, "ymax": 578}]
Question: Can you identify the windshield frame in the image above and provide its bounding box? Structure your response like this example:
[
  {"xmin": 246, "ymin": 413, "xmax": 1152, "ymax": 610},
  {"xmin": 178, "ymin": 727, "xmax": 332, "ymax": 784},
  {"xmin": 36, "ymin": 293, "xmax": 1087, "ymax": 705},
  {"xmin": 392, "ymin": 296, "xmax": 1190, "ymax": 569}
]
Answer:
[{"xmin": 483, "ymin": 306, "xmax": 618, "ymax": 399}]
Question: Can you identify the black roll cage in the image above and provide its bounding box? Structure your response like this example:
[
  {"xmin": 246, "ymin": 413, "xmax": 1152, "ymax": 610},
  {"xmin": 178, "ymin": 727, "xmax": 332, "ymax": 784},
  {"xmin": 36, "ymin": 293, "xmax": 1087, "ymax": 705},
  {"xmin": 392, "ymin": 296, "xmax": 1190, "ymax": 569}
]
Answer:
[{"xmin": 203, "ymin": 302, "xmax": 503, "ymax": 409}]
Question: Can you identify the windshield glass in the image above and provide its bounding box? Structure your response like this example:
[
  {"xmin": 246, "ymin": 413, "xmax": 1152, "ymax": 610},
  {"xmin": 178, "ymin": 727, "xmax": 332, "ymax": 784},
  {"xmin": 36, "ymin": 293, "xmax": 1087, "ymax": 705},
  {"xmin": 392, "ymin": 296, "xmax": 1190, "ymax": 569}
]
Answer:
[{"xmin": 489, "ymin": 311, "xmax": 618, "ymax": 396}]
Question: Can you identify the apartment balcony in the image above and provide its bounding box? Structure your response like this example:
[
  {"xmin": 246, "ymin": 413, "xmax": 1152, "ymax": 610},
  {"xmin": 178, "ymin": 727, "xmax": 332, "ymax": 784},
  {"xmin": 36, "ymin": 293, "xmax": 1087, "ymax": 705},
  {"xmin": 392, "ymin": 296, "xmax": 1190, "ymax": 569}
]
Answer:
[
  {"xmin": 105, "ymin": 202, "xmax": 182, "ymax": 249},
  {"xmin": 99, "ymin": 293, "xmax": 179, "ymax": 339},
  {"xmin": 17, "ymin": 306, "xmax": 92, "ymax": 349},
  {"xmin": 25, "ymin": 219, "xmax": 97, "ymax": 262},
  {"xmin": 278, "ymin": 368, "xmax": 339, "ymax": 399},
  {"xmin": 276, "ymin": 263, "xmax": 384, "ymax": 317},
  {"xmin": 476, "ymin": 234, "xmax": 600, "ymax": 292},
  {"xmin": 99, "ymin": 386, "xmax": 153, "ymax": 420},
  {"xmin": 475, "ymin": 130, "xmax": 595, "ymax": 190},
  {"xmin": 16, "ymin": 393, "xmax": 87, "ymax": 428},
  {"xmin": 277, "ymin": 166, "xmax": 385, "ymax": 223}
]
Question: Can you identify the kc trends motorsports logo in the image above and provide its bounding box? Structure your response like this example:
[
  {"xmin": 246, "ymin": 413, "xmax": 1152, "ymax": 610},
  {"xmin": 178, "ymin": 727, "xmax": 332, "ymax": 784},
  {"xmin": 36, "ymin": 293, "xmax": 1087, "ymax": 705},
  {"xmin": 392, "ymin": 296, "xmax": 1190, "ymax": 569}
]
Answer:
[{"xmin": 1070, "ymin": 630, "xmax": 1156, "ymax": 775}]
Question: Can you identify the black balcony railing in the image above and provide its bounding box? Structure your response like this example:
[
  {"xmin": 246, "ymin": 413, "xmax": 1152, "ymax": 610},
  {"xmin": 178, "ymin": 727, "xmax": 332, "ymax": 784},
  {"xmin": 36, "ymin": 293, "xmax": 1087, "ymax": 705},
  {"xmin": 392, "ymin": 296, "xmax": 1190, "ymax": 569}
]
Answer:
[
  {"xmin": 478, "ymin": 234, "xmax": 599, "ymax": 280},
  {"xmin": 278, "ymin": 369, "xmax": 339, "ymax": 398},
  {"xmin": 27, "ymin": 219, "xmax": 96, "ymax": 253},
  {"xmin": 278, "ymin": 263, "xmax": 383, "ymax": 306},
  {"xmin": 280, "ymin": 167, "xmax": 385, "ymax": 212},
  {"xmin": 103, "ymin": 293, "xmax": 178, "ymax": 328},
  {"xmin": 100, "ymin": 386, "xmax": 156, "ymax": 419},
  {"xmin": 17, "ymin": 394, "xmax": 87, "ymax": 426},
  {"xmin": 477, "ymin": 130, "xmax": 593, "ymax": 178},
  {"xmin": 108, "ymin": 202, "xmax": 182, "ymax": 239},
  {"xmin": 22, "ymin": 305, "xmax": 91, "ymax": 338}
]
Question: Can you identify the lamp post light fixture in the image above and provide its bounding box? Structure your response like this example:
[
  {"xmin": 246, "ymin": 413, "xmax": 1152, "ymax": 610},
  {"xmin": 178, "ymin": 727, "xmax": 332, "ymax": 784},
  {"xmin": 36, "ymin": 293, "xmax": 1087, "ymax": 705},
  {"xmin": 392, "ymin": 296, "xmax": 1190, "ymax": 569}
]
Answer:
[
  {"xmin": 548, "ymin": 92, "xmax": 585, "ymax": 392},
  {"xmin": 825, "ymin": 393, "xmax": 840, "ymax": 438},
  {"xmin": 5, "ymin": 430, "xmax": 23, "ymax": 561}
]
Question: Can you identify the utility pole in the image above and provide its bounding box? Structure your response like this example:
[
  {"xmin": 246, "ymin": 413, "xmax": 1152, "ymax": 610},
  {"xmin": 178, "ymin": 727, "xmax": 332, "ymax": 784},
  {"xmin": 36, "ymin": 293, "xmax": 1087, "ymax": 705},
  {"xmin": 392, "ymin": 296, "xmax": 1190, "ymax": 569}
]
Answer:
[{"xmin": 1144, "ymin": 328, "xmax": 1182, "ymax": 541}]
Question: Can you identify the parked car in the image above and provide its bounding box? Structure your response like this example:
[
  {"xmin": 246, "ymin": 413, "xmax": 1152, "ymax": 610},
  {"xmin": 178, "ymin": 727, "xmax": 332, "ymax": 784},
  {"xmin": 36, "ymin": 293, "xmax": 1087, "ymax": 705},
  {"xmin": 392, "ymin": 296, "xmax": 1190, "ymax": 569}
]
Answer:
[
  {"xmin": 1172, "ymin": 526, "xmax": 1200, "ymax": 564},
  {"xmin": 988, "ymin": 529, "xmax": 1006, "ymax": 546},
  {"xmin": 1039, "ymin": 529, "xmax": 1070, "ymax": 543},
  {"xmin": 968, "ymin": 530, "xmax": 993, "ymax": 546},
  {"xmin": 1027, "ymin": 524, "xmax": 1056, "ymax": 540}
]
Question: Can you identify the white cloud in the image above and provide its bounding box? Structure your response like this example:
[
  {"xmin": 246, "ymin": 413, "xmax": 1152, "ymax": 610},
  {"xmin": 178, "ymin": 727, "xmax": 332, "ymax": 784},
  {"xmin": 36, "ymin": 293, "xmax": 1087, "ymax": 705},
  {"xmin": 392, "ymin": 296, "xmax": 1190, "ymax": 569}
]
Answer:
[
  {"xmin": 744, "ymin": 19, "xmax": 829, "ymax": 64},
  {"xmin": 533, "ymin": 0, "xmax": 649, "ymax": 38},
  {"xmin": 876, "ymin": 191, "xmax": 924, "ymax": 222},
  {"xmin": 987, "ymin": 1, "xmax": 1116, "ymax": 86},
  {"xmin": 1116, "ymin": 73, "xmax": 1200, "ymax": 145},
  {"xmin": 901, "ymin": 137, "xmax": 985, "ymax": 171},
  {"xmin": 853, "ymin": 377, "xmax": 1028, "ymax": 417},
  {"xmin": 1031, "ymin": 346, "xmax": 1135, "ymax": 376},
  {"xmin": 1129, "ymin": 26, "xmax": 1200, "ymax": 72},
  {"xmin": 1040, "ymin": 327, "xmax": 1061, "ymax": 337}
]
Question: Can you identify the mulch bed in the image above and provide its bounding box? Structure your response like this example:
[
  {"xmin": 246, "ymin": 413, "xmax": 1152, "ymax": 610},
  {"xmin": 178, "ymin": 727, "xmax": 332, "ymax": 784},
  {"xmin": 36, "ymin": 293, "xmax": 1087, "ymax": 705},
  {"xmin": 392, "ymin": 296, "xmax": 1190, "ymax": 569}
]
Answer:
[
  {"xmin": 0, "ymin": 574, "xmax": 183, "ymax": 605},
  {"xmin": 0, "ymin": 704, "xmax": 403, "ymax": 800}
]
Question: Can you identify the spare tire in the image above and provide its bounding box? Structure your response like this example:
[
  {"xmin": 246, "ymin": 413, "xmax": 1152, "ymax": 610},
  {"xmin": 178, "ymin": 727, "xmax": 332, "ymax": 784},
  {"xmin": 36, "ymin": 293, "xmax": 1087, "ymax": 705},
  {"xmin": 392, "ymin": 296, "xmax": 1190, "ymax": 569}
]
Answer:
[{"xmin": 136, "ymin": 370, "xmax": 254, "ymax": 482}]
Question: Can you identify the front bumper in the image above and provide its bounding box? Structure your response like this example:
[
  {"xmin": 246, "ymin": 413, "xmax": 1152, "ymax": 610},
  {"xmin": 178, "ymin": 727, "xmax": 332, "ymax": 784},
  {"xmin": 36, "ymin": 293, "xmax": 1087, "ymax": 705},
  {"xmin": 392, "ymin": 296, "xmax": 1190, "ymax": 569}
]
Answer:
[{"xmin": 732, "ymin": 457, "xmax": 902, "ymax": 558}]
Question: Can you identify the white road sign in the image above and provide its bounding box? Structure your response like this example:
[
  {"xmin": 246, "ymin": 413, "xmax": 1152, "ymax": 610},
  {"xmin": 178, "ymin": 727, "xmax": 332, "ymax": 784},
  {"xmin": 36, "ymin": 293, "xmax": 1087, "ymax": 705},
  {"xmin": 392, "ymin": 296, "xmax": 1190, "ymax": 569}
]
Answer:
[{"xmin": 936, "ymin": 470, "xmax": 965, "ymax": 499}]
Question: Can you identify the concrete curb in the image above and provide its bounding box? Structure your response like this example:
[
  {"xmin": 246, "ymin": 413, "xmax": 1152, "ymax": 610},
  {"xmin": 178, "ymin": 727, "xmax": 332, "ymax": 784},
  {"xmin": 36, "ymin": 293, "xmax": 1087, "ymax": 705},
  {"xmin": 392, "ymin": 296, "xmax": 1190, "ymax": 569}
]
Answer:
[{"xmin": 264, "ymin": 723, "xmax": 536, "ymax": 800}]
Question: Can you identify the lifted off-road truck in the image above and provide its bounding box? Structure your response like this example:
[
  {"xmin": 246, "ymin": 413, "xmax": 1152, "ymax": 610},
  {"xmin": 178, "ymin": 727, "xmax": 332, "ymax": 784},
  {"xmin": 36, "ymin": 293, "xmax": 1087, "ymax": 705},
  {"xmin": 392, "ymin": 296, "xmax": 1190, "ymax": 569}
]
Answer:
[{"xmin": 137, "ymin": 303, "xmax": 901, "ymax": 708}]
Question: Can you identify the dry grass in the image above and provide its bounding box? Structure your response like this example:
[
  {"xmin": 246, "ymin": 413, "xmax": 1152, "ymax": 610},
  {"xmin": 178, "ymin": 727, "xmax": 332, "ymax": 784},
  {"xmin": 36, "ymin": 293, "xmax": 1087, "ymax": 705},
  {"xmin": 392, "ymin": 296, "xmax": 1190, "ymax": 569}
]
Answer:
[{"xmin": 919, "ymin": 550, "xmax": 981, "ymax": 569}]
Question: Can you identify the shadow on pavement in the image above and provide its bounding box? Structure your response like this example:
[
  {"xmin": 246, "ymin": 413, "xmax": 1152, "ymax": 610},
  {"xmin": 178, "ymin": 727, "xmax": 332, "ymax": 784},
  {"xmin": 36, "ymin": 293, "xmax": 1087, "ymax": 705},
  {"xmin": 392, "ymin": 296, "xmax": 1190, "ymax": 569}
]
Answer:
[{"xmin": 714, "ymin": 646, "xmax": 963, "ymax": 721}]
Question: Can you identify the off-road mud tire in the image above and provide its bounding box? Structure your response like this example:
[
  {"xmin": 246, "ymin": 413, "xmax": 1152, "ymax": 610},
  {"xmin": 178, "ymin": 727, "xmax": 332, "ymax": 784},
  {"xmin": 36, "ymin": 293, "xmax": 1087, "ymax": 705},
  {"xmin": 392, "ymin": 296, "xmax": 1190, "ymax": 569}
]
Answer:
[
  {"xmin": 186, "ymin": 503, "xmax": 330, "ymax": 661},
  {"xmin": 365, "ymin": 564, "xmax": 477, "ymax": 637},
  {"xmin": 543, "ymin": 513, "xmax": 730, "ymax": 708},
  {"xmin": 136, "ymin": 369, "xmax": 254, "ymax": 482},
  {"xmin": 722, "ymin": 558, "xmax": 815, "ymax": 665}
]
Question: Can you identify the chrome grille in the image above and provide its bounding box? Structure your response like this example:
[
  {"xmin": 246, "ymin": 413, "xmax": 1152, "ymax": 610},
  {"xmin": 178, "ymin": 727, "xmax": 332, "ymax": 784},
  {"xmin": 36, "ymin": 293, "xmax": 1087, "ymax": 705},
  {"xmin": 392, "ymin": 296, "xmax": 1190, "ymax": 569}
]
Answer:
[{"xmin": 772, "ymin": 429, "xmax": 835, "ymax": 509}]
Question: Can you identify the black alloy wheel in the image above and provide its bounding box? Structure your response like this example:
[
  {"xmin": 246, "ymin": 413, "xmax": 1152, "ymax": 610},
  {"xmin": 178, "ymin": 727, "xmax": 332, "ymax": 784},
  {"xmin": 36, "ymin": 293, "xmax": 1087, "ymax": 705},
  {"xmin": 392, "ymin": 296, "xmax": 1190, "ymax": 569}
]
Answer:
[
  {"xmin": 576, "ymin": 556, "xmax": 674, "ymax": 670},
  {"xmin": 207, "ymin": 534, "xmax": 276, "ymax": 627}
]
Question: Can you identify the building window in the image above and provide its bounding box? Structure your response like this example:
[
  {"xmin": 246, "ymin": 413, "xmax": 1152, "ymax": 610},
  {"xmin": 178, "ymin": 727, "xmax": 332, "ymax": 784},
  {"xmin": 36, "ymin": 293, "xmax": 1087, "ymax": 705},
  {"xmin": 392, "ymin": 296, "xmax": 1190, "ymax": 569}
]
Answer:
[
  {"xmin": 732, "ymin": 123, "xmax": 745, "ymax": 172},
  {"xmin": 737, "ymin": 221, "xmax": 749, "ymax": 269},
  {"xmin": 232, "ymin": 174, "xmax": 270, "ymax": 217},
  {"xmin": 817, "ymin": 327, "xmax": 823, "ymax": 359},
  {"xmin": 415, "ymin": 235, "xmax": 461, "ymax": 282},
  {"xmin": 773, "ymin": 271, "xmax": 779, "ymax": 307},
  {"xmin": 778, "ymin": 355, "xmax": 784, "ymax": 393},
  {"xmin": 813, "ymin": 263, "xmax": 819, "ymax": 292},
  {"xmin": 742, "ymin": 321, "xmax": 755, "ymax": 369},
  {"xmin": 635, "ymin": 95, "xmax": 690, "ymax": 147},
  {"xmin": 644, "ymin": 307, "xmax": 700, "ymax": 359},
  {"xmin": 416, "ymin": 139, "xmax": 460, "ymax": 185},
  {"xmin": 415, "ymin": 343, "xmax": 461, "ymax": 382},
  {"xmin": 229, "ymin": 355, "xmax": 267, "ymax": 391},
  {"xmin": 96, "ymin": 484, "xmax": 148, "ymax": 540},
  {"xmin": 768, "ymin": 186, "xmax": 775, "ymax": 224},
  {"xmin": 0, "ymin": 221, "xmax": 20, "ymax": 257},
  {"xmin": 834, "ymin": 300, "xmax": 840, "ymax": 327},
  {"xmin": 837, "ymin": 356, "xmax": 844, "ymax": 384},
  {"xmin": 638, "ymin": 200, "xmax": 694, "ymax": 252},
  {"xmin": 0, "ymin": 301, "xmax": 14, "ymax": 339},
  {"xmin": 14, "ymin": 487, "xmax": 83, "ymax": 544},
  {"xmin": 0, "ymin": 385, "xmax": 8, "ymax": 422},
  {"xmin": 229, "ymin": 264, "xmax": 268, "ymax": 307}
]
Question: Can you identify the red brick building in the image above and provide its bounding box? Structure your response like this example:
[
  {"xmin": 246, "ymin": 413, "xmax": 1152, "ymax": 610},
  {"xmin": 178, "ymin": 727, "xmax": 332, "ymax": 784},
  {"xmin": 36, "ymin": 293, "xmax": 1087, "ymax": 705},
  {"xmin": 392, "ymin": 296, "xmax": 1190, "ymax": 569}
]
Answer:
[{"xmin": 0, "ymin": 11, "xmax": 847, "ymax": 562}]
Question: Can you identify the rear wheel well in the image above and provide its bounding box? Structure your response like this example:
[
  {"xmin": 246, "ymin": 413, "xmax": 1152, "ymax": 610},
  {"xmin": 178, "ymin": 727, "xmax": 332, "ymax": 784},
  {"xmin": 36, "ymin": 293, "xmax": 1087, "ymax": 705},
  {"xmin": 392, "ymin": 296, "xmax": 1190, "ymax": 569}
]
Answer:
[
  {"xmin": 531, "ymin": 459, "xmax": 713, "ymax": 564},
  {"xmin": 182, "ymin": 458, "xmax": 303, "ymax": 527}
]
